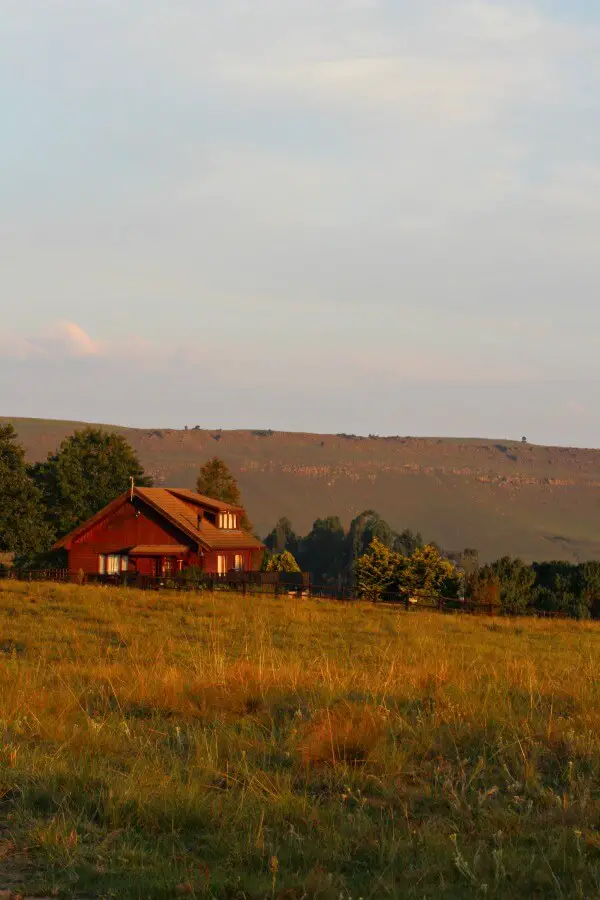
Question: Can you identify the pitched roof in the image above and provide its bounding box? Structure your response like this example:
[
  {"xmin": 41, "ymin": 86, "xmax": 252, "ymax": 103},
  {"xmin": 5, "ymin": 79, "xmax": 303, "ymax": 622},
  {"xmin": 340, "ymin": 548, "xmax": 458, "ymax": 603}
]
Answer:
[
  {"xmin": 168, "ymin": 488, "xmax": 242, "ymax": 512},
  {"xmin": 54, "ymin": 487, "xmax": 263, "ymax": 553},
  {"xmin": 136, "ymin": 488, "xmax": 263, "ymax": 551}
]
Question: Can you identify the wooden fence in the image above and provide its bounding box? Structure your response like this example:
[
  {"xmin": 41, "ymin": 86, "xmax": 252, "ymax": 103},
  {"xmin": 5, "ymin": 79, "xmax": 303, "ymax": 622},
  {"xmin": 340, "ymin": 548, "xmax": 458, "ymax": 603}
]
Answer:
[{"xmin": 0, "ymin": 567, "xmax": 570, "ymax": 618}]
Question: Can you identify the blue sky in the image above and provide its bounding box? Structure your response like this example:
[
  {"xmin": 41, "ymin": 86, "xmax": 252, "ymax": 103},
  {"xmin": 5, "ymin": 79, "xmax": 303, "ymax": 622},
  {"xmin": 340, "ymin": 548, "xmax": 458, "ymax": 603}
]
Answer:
[{"xmin": 1, "ymin": 0, "xmax": 599, "ymax": 445}]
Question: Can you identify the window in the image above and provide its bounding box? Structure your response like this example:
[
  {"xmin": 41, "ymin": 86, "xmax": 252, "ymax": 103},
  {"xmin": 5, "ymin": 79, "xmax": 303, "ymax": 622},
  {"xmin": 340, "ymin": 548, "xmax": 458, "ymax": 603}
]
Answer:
[
  {"xmin": 218, "ymin": 513, "xmax": 238, "ymax": 530},
  {"xmin": 234, "ymin": 554, "xmax": 244, "ymax": 571},
  {"xmin": 217, "ymin": 554, "xmax": 227, "ymax": 575},
  {"xmin": 104, "ymin": 554, "xmax": 128, "ymax": 575}
]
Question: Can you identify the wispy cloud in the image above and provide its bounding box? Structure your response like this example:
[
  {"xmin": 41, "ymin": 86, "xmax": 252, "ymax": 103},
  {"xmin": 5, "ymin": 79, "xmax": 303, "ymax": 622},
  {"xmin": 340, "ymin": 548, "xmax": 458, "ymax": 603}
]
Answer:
[{"xmin": 0, "ymin": 321, "xmax": 100, "ymax": 360}]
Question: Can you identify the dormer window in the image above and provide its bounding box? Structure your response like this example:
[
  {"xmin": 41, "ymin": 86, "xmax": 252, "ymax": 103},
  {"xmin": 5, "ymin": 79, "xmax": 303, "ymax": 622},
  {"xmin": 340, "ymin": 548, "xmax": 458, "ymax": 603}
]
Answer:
[{"xmin": 218, "ymin": 512, "xmax": 238, "ymax": 530}]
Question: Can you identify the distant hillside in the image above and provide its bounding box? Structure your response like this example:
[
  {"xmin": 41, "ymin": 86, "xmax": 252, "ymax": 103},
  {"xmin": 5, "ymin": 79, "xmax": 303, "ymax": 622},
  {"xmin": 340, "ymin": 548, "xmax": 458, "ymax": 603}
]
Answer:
[{"xmin": 4, "ymin": 416, "xmax": 600, "ymax": 563}]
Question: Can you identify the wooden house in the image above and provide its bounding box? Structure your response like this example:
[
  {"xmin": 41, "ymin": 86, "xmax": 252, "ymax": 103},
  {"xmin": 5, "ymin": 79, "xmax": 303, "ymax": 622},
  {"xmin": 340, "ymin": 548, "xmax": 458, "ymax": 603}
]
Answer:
[{"xmin": 54, "ymin": 487, "xmax": 264, "ymax": 578}]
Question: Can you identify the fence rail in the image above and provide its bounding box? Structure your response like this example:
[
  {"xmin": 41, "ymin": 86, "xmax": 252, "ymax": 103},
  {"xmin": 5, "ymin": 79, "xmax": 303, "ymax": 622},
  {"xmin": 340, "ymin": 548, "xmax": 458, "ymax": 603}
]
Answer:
[{"xmin": 0, "ymin": 567, "xmax": 570, "ymax": 618}]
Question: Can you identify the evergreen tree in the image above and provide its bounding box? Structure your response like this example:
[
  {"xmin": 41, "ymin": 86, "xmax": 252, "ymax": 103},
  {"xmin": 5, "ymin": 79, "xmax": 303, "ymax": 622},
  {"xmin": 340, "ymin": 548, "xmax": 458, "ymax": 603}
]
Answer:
[
  {"xmin": 355, "ymin": 538, "xmax": 401, "ymax": 601},
  {"xmin": 487, "ymin": 556, "xmax": 535, "ymax": 615},
  {"xmin": 404, "ymin": 545, "xmax": 462, "ymax": 599},
  {"xmin": 298, "ymin": 516, "xmax": 345, "ymax": 585},
  {"xmin": 393, "ymin": 528, "xmax": 424, "ymax": 556},
  {"xmin": 264, "ymin": 516, "xmax": 298, "ymax": 555},
  {"xmin": 265, "ymin": 550, "xmax": 301, "ymax": 573},
  {"xmin": 196, "ymin": 457, "xmax": 252, "ymax": 530},
  {"xmin": 31, "ymin": 427, "xmax": 152, "ymax": 540},
  {"xmin": 345, "ymin": 510, "xmax": 394, "ymax": 586},
  {"xmin": 0, "ymin": 424, "xmax": 51, "ymax": 561}
]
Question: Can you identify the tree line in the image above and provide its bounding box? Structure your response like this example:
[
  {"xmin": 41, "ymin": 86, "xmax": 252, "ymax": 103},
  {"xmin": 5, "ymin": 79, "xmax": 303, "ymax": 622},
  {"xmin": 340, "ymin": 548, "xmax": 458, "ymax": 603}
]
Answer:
[
  {"xmin": 2, "ymin": 423, "xmax": 600, "ymax": 619},
  {"xmin": 263, "ymin": 514, "xmax": 600, "ymax": 619}
]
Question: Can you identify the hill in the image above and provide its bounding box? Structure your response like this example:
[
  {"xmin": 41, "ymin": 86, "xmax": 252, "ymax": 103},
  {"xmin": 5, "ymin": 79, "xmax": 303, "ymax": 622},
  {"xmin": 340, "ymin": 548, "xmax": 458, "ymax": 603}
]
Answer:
[
  {"xmin": 4, "ymin": 416, "xmax": 600, "ymax": 562},
  {"xmin": 1, "ymin": 579, "xmax": 599, "ymax": 898}
]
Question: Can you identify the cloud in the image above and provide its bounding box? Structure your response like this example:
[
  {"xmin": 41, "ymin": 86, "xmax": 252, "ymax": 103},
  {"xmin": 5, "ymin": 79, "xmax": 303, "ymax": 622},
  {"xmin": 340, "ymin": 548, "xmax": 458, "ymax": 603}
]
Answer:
[
  {"xmin": 51, "ymin": 321, "xmax": 100, "ymax": 357},
  {"xmin": 0, "ymin": 321, "xmax": 100, "ymax": 360}
]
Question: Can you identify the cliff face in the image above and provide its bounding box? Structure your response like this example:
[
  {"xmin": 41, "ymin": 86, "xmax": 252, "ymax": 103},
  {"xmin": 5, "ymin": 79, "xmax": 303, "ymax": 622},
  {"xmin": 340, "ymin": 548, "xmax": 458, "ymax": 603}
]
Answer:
[{"xmin": 6, "ymin": 417, "xmax": 600, "ymax": 563}]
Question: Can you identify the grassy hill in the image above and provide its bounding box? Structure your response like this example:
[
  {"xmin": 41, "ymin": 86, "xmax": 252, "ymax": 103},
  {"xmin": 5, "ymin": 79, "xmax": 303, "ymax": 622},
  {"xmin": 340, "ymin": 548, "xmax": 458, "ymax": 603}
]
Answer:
[
  {"xmin": 5, "ymin": 416, "xmax": 600, "ymax": 562},
  {"xmin": 1, "ymin": 580, "xmax": 600, "ymax": 898}
]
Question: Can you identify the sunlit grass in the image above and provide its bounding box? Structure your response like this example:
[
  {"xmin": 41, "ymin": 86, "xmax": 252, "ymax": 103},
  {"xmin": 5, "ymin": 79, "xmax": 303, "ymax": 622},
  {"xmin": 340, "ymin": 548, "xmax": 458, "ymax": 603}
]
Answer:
[{"xmin": 1, "ymin": 581, "xmax": 600, "ymax": 898}]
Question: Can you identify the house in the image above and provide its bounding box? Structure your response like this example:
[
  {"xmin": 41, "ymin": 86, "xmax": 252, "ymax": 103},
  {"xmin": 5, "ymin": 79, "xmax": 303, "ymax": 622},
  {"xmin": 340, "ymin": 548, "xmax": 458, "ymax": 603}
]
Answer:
[{"xmin": 54, "ymin": 487, "xmax": 264, "ymax": 578}]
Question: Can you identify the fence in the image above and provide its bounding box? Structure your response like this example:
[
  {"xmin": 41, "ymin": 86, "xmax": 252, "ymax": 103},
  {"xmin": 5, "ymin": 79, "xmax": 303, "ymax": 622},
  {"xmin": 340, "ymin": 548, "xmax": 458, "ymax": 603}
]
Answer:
[{"xmin": 0, "ymin": 567, "xmax": 570, "ymax": 618}]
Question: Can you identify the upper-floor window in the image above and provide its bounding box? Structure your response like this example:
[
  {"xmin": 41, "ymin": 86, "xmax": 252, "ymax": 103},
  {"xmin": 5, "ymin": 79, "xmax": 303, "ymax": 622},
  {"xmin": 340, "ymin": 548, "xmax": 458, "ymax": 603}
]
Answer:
[{"xmin": 218, "ymin": 512, "xmax": 238, "ymax": 529}]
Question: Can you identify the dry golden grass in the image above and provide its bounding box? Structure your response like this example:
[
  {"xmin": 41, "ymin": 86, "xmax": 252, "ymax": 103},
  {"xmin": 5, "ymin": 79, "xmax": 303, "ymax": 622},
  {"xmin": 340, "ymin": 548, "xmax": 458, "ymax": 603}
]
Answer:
[{"xmin": 1, "ymin": 581, "xmax": 600, "ymax": 898}]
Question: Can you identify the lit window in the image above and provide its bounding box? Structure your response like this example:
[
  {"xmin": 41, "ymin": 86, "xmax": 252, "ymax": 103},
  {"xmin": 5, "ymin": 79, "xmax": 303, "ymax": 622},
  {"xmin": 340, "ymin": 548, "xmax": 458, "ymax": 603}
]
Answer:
[
  {"xmin": 217, "ymin": 554, "xmax": 227, "ymax": 574},
  {"xmin": 106, "ymin": 554, "xmax": 126, "ymax": 575},
  {"xmin": 98, "ymin": 554, "xmax": 106, "ymax": 574},
  {"xmin": 234, "ymin": 554, "xmax": 244, "ymax": 571},
  {"xmin": 219, "ymin": 513, "xmax": 238, "ymax": 530}
]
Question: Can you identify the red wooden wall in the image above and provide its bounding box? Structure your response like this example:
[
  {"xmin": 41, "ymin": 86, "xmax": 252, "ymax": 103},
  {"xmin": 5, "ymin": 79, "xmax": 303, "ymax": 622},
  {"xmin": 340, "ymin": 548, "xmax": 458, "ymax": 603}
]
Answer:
[{"xmin": 67, "ymin": 497, "xmax": 261, "ymax": 575}]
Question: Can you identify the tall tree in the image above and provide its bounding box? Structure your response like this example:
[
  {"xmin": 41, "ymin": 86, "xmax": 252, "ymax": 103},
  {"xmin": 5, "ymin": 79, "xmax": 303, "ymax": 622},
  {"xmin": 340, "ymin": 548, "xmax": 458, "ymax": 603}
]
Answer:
[
  {"xmin": 393, "ymin": 528, "xmax": 424, "ymax": 557},
  {"xmin": 298, "ymin": 516, "xmax": 345, "ymax": 585},
  {"xmin": 486, "ymin": 556, "xmax": 535, "ymax": 615},
  {"xmin": 345, "ymin": 510, "xmax": 394, "ymax": 585},
  {"xmin": 196, "ymin": 457, "xmax": 252, "ymax": 530},
  {"xmin": 31, "ymin": 427, "xmax": 152, "ymax": 540},
  {"xmin": 264, "ymin": 516, "xmax": 298, "ymax": 555},
  {"xmin": 0, "ymin": 424, "xmax": 50, "ymax": 562}
]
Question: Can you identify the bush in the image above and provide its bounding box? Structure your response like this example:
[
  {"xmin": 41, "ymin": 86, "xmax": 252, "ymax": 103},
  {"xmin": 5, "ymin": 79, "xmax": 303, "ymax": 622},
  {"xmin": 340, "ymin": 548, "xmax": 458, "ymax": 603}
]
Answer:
[{"xmin": 265, "ymin": 551, "xmax": 301, "ymax": 573}]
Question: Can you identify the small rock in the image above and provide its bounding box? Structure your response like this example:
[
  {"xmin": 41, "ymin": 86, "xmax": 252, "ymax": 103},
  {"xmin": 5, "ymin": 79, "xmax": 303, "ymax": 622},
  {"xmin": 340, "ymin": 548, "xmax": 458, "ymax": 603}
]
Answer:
[
  {"xmin": 175, "ymin": 885, "xmax": 193, "ymax": 896},
  {"xmin": 0, "ymin": 890, "xmax": 13, "ymax": 900}
]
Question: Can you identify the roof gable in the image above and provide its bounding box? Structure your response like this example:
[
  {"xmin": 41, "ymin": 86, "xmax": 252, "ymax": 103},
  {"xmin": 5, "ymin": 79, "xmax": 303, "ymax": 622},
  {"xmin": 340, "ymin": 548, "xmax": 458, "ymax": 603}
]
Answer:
[{"xmin": 54, "ymin": 487, "xmax": 263, "ymax": 552}]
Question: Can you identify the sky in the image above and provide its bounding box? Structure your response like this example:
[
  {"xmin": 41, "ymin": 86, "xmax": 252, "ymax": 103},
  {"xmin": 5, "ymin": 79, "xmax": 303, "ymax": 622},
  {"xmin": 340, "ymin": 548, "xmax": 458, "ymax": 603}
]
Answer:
[{"xmin": 1, "ymin": 0, "xmax": 599, "ymax": 446}]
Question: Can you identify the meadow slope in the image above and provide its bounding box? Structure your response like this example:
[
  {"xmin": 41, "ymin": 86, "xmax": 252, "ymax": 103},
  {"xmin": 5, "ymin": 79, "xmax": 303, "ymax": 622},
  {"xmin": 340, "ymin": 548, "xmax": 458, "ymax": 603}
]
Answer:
[
  {"xmin": 1, "ymin": 581, "xmax": 600, "ymax": 898},
  {"xmin": 5, "ymin": 417, "xmax": 600, "ymax": 562}
]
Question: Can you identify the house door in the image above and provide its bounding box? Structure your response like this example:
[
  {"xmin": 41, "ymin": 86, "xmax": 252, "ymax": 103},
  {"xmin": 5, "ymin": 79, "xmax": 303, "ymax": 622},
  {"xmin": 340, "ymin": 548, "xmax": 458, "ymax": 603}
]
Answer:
[{"xmin": 155, "ymin": 557, "xmax": 174, "ymax": 577}]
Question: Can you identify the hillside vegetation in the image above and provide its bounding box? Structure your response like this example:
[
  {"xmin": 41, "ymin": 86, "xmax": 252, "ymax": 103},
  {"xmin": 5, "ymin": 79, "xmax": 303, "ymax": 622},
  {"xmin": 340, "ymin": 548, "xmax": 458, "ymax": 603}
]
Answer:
[
  {"xmin": 5, "ymin": 418, "xmax": 600, "ymax": 562},
  {"xmin": 1, "ymin": 581, "xmax": 600, "ymax": 898}
]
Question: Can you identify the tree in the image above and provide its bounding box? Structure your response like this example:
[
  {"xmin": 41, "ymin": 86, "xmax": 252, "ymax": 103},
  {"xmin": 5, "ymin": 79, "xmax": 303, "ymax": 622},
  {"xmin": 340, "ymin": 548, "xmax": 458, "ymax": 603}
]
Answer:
[
  {"xmin": 196, "ymin": 457, "xmax": 252, "ymax": 530},
  {"xmin": 265, "ymin": 550, "xmax": 301, "ymax": 573},
  {"xmin": 31, "ymin": 427, "xmax": 152, "ymax": 540},
  {"xmin": 393, "ymin": 528, "xmax": 424, "ymax": 557},
  {"xmin": 345, "ymin": 510, "xmax": 395, "ymax": 586},
  {"xmin": 355, "ymin": 540, "xmax": 461, "ymax": 603},
  {"xmin": 264, "ymin": 516, "xmax": 298, "ymax": 556},
  {"xmin": 0, "ymin": 425, "xmax": 50, "ymax": 562},
  {"xmin": 488, "ymin": 556, "xmax": 535, "ymax": 615},
  {"xmin": 355, "ymin": 538, "xmax": 402, "ymax": 601},
  {"xmin": 533, "ymin": 561, "xmax": 595, "ymax": 620},
  {"xmin": 298, "ymin": 516, "xmax": 345, "ymax": 585},
  {"xmin": 404, "ymin": 545, "xmax": 462, "ymax": 599}
]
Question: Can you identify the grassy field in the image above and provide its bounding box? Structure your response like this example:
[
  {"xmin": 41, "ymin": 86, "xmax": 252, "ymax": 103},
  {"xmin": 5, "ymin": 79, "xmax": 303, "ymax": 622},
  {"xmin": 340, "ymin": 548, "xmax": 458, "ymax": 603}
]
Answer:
[{"xmin": 1, "ymin": 584, "xmax": 600, "ymax": 899}]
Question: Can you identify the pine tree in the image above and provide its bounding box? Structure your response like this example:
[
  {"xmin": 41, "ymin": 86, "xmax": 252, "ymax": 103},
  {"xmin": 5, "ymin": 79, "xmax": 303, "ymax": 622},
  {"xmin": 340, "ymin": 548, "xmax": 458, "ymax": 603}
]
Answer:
[
  {"xmin": 265, "ymin": 550, "xmax": 301, "ymax": 573},
  {"xmin": 355, "ymin": 539, "xmax": 401, "ymax": 601},
  {"xmin": 196, "ymin": 457, "xmax": 252, "ymax": 531}
]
